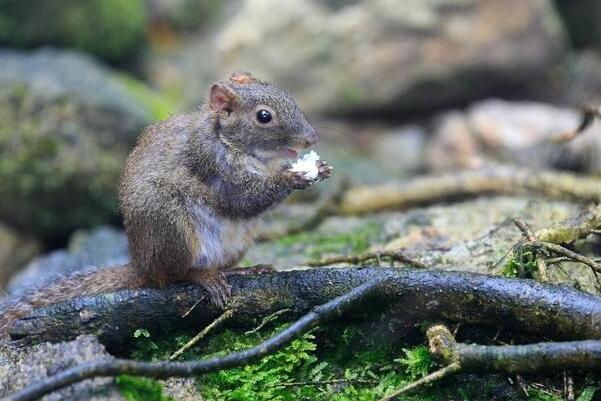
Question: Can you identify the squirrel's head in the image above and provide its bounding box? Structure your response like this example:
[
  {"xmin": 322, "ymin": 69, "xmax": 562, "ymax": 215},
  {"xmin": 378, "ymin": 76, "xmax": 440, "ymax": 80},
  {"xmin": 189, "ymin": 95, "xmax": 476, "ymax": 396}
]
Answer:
[{"xmin": 206, "ymin": 71, "xmax": 318, "ymax": 162}]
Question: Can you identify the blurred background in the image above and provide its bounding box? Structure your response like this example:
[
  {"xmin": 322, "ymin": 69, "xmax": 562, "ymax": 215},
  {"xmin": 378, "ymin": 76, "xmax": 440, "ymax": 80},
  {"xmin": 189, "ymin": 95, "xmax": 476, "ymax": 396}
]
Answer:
[{"xmin": 0, "ymin": 0, "xmax": 600, "ymax": 293}]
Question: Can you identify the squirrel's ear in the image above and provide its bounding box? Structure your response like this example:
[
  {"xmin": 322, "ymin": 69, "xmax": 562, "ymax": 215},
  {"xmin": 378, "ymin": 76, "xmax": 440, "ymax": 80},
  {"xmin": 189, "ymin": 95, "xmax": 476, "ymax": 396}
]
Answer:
[
  {"xmin": 229, "ymin": 71, "xmax": 257, "ymax": 85},
  {"xmin": 209, "ymin": 84, "xmax": 238, "ymax": 113}
]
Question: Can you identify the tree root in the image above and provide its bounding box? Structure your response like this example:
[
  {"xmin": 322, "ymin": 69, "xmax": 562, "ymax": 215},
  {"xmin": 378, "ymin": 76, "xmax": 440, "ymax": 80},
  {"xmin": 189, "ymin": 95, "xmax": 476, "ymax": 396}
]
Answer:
[
  {"xmin": 8, "ymin": 267, "xmax": 601, "ymax": 351},
  {"xmin": 339, "ymin": 167, "xmax": 601, "ymax": 215},
  {"xmin": 1, "ymin": 277, "xmax": 387, "ymax": 401},
  {"xmin": 6, "ymin": 267, "xmax": 601, "ymax": 400}
]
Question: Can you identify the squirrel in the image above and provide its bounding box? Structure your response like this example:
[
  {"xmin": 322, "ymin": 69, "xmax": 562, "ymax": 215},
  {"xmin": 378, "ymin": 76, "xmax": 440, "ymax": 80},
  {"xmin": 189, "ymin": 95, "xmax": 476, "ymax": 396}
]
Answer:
[{"xmin": 0, "ymin": 71, "xmax": 332, "ymax": 339}]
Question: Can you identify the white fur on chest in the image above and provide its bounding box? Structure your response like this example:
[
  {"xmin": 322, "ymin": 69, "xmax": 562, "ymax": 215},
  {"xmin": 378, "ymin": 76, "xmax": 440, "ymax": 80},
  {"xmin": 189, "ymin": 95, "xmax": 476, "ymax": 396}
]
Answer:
[{"xmin": 190, "ymin": 204, "xmax": 256, "ymax": 269}]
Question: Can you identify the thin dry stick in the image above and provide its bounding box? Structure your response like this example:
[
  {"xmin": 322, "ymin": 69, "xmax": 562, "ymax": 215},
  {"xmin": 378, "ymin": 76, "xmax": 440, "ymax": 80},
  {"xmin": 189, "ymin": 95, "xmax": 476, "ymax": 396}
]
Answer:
[
  {"xmin": 307, "ymin": 249, "xmax": 427, "ymax": 268},
  {"xmin": 181, "ymin": 297, "xmax": 205, "ymax": 318},
  {"xmin": 3, "ymin": 277, "xmax": 387, "ymax": 401},
  {"xmin": 245, "ymin": 308, "xmax": 291, "ymax": 335},
  {"xmin": 378, "ymin": 363, "xmax": 461, "ymax": 401},
  {"xmin": 531, "ymin": 241, "xmax": 601, "ymax": 274},
  {"xmin": 169, "ymin": 307, "xmax": 236, "ymax": 361}
]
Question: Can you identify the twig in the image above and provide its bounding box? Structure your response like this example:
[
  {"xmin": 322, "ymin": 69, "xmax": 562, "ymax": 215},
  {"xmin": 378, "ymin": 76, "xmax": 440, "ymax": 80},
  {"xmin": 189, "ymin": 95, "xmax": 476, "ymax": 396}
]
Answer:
[
  {"xmin": 378, "ymin": 362, "xmax": 461, "ymax": 400},
  {"xmin": 181, "ymin": 297, "xmax": 205, "ymax": 318},
  {"xmin": 169, "ymin": 307, "xmax": 236, "ymax": 360},
  {"xmin": 307, "ymin": 249, "xmax": 427, "ymax": 268},
  {"xmin": 530, "ymin": 241, "xmax": 601, "ymax": 274},
  {"xmin": 2, "ymin": 277, "xmax": 387, "ymax": 401},
  {"xmin": 244, "ymin": 308, "xmax": 291, "ymax": 335}
]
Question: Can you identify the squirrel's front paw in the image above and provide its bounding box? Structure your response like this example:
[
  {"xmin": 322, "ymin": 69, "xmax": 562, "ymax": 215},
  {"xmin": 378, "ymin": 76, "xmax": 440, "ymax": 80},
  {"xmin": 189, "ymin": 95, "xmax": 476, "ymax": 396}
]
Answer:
[
  {"xmin": 316, "ymin": 160, "xmax": 333, "ymax": 182},
  {"xmin": 285, "ymin": 170, "xmax": 315, "ymax": 189}
]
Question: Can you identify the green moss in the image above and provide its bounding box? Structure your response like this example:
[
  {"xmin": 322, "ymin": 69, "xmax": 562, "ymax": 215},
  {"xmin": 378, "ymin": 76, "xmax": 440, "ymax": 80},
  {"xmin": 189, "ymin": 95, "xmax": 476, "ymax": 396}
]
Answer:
[
  {"xmin": 0, "ymin": 85, "xmax": 125, "ymax": 242},
  {"xmin": 502, "ymin": 248, "xmax": 539, "ymax": 279},
  {"xmin": 275, "ymin": 223, "xmax": 381, "ymax": 259},
  {"xmin": 128, "ymin": 323, "xmax": 554, "ymax": 401},
  {"xmin": 0, "ymin": 0, "xmax": 146, "ymax": 62},
  {"xmin": 116, "ymin": 375, "xmax": 174, "ymax": 401},
  {"xmin": 395, "ymin": 346, "xmax": 433, "ymax": 380}
]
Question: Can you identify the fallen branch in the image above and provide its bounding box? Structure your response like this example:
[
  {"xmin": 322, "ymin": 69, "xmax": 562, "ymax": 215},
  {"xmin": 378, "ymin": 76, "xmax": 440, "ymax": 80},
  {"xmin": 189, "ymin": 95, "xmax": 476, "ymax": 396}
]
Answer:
[
  {"xmin": 9, "ymin": 267, "xmax": 601, "ymax": 352},
  {"xmin": 380, "ymin": 324, "xmax": 601, "ymax": 398},
  {"xmin": 339, "ymin": 167, "xmax": 601, "ymax": 215},
  {"xmin": 1, "ymin": 277, "xmax": 387, "ymax": 401}
]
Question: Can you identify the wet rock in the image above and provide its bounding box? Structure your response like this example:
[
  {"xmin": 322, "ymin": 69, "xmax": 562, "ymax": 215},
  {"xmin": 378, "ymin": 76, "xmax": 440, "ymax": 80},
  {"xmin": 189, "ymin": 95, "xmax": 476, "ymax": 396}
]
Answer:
[
  {"xmin": 0, "ymin": 0, "xmax": 146, "ymax": 62},
  {"xmin": 426, "ymin": 99, "xmax": 601, "ymax": 173},
  {"xmin": 7, "ymin": 226, "xmax": 129, "ymax": 296},
  {"xmin": 167, "ymin": 0, "xmax": 565, "ymax": 116},
  {"xmin": 0, "ymin": 48, "xmax": 168, "ymax": 243},
  {"xmin": 0, "ymin": 335, "xmax": 124, "ymax": 401},
  {"xmin": 0, "ymin": 222, "xmax": 41, "ymax": 290}
]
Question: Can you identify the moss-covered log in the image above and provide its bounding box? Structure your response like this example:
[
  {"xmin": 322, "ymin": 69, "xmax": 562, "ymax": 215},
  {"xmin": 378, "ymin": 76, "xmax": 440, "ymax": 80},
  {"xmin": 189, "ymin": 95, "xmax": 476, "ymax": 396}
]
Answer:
[{"xmin": 9, "ymin": 267, "xmax": 601, "ymax": 352}]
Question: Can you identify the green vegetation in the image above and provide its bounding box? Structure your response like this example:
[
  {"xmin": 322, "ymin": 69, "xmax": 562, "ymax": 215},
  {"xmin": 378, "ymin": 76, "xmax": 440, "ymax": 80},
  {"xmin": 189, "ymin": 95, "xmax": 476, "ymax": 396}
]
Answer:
[
  {"xmin": 275, "ymin": 223, "xmax": 381, "ymax": 259},
  {"xmin": 126, "ymin": 321, "xmax": 568, "ymax": 401},
  {"xmin": 501, "ymin": 245, "xmax": 548, "ymax": 279},
  {"xmin": 0, "ymin": 0, "xmax": 146, "ymax": 62},
  {"xmin": 116, "ymin": 375, "xmax": 174, "ymax": 401}
]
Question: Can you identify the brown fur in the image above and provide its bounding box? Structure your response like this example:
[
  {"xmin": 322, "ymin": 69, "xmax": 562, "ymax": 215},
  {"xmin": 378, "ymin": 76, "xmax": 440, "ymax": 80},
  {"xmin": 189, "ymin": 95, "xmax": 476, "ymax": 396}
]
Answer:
[{"xmin": 0, "ymin": 72, "xmax": 332, "ymax": 339}]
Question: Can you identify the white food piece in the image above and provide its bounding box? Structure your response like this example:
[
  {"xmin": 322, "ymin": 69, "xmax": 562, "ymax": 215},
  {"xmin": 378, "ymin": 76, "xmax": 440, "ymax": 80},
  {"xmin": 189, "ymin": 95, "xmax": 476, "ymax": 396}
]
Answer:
[{"xmin": 290, "ymin": 150, "xmax": 320, "ymax": 179}]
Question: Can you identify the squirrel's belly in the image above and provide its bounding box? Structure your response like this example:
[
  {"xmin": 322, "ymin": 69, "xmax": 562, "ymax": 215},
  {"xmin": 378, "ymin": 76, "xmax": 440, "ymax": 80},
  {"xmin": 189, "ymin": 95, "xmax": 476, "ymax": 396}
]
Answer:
[{"xmin": 190, "ymin": 205, "xmax": 257, "ymax": 269}]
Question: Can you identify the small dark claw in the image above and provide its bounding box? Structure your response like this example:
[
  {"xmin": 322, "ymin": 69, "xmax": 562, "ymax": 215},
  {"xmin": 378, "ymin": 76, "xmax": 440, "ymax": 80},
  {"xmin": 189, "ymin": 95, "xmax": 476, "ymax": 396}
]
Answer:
[
  {"xmin": 317, "ymin": 162, "xmax": 333, "ymax": 181},
  {"xmin": 285, "ymin": 170, "xmax": 314, "ymax": 189}
]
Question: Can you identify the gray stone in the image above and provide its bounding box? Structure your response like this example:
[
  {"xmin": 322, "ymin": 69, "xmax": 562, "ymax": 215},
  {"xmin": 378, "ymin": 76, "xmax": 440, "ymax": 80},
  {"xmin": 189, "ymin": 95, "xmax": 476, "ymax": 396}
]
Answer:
[
  {"xmin": 165, "ymin": 0, "xmax": 565, "ymax": 116},
  {"xmin": 8, "ymin": 227, "xmax": 129, "ymax": 296},
  {"xmin": 0, "ymin": 335, "xmax": 124, "ymax": 401},
  {"xmin": 0, "ymin": 48, "xmax": 166, "ymax": 242}
]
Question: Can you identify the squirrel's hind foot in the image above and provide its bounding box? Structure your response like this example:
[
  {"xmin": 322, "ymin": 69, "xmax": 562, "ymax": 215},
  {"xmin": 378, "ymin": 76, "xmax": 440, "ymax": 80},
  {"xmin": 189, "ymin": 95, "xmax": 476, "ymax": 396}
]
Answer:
[{"xmin": 189, "ymin": 269, "xmax": 231, "ymax": 309}]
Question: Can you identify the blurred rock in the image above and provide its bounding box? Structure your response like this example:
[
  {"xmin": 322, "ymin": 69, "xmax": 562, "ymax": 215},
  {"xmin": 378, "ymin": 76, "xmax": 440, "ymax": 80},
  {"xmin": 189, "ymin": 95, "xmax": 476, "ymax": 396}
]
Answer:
[
  {"xmin": 426, "ymin": 99, "xmax": 601, "ymax": 172},
  {"xmin": 0, "ymin": 0, "xmax": 146, "ymax": 62},
  {"xmin": 565, "ymin": 51, "xmax": 601, "ymax": 106},
  {"xmin": 0, "ymin": 335, "xmax": 124, "ymax": 401},
  {"xmin": 369, "ymin": 125, "xmax": 426, "ymax": 175},
  {"xmin": 167, "ymin": 0, "xmax": 565, "ymax": 116},
  {"xmin": 145, "ymin": 0, "xmax": 223, "ymax": 32},
  {"xmin": 0, "ymin": 222, "xmax": 41, "ymax": 290},
  {"xmin": 7, "ymin": 226, "xmax": 129, "ymax": 296},
  {"xmin": 0, "ymin": 48, "xmax": 169, "ymax": 243}
]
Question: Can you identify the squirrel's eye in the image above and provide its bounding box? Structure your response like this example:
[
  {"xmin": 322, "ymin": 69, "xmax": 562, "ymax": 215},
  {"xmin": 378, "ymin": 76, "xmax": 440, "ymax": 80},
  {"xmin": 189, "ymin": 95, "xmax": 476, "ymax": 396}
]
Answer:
[{"xmin": 256, "ymin": 109, "xmax": 272, "ymax": 124}]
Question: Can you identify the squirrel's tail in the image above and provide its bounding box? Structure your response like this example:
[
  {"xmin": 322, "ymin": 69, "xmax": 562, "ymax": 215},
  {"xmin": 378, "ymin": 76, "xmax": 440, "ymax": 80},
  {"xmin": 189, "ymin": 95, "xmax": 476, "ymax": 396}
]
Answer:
[{"xmin": 0, "ymin": 263, "xmax": 143, "ymax": 339}]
